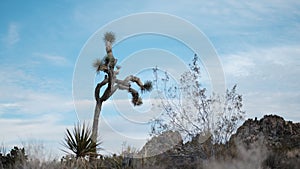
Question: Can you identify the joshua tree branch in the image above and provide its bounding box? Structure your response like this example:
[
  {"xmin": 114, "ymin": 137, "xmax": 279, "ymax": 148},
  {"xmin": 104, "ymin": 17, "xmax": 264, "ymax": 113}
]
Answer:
[
  {"xmin": 100, "ymin": 69, "xmax": 113, "ymax": 102},
  {"xmin": 94, "ymin": 78, "xmax": 108, "ymax": 103}
]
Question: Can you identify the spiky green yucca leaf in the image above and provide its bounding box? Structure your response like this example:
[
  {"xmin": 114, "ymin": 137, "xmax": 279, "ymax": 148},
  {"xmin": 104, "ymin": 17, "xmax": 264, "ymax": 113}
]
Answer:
[
  {"xmin": 103, "ymin": 32, "xmax": 115, "ymax": 44},
  {"xmin": 62, "ymin": 122, "xmax": 101, "ymax": 158}
]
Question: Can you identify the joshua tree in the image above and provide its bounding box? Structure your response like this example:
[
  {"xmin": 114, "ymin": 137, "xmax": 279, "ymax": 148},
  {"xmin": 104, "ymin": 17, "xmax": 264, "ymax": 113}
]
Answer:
[{"xmin": 91, "ymin": 32, "xmax": 152, "ymax": 155}]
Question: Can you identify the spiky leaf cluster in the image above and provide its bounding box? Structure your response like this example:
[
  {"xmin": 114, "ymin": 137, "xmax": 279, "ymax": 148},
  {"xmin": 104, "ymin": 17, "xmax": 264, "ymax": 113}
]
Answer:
[
  {"xmin": 62, "ymin": 123, "xmax": 101, "ymax": 158},
  {"xmin": 142, "ymin": 81, "xmax": 153, "ymax": 93},
  {"xmin": 103, "ymin": 32, "xmax": 116, "ymax": 44},
  {"xmin": 93, "ymin": 59, "xmax": 103, "ymax": 72}
]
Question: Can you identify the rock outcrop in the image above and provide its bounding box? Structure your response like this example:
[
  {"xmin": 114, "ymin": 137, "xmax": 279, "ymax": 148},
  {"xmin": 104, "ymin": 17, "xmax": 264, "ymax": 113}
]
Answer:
[
  {"xmin": 132, "ymin": 115, "xmax": 300, "ymax": 169},
  {"xmin": 227, "ymin": 115, "xmax": 300, "ymax": 168},
  {"xmin": 137, "ymin": 130, "xmax": 183, "ymax": 158}
]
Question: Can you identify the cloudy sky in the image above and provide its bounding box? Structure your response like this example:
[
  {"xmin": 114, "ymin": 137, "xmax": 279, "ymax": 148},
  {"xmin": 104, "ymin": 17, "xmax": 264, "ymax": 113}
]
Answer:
[{"xmin": 1, "ymin": 0, "xmax": 300, "ymax": 157}]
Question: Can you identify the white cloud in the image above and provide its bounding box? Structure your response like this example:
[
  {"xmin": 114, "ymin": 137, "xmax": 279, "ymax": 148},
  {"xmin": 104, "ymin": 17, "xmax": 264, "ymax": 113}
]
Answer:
[
  {"xmin": 221, "ymin": 45, "xmax": 300, "ymax": 122},
  {"xmin": 33, "ymin": 53, "xmax": 70, "ymax": 66},
  {"xmin": 0, "ymin": 114, "xmax": 63, "ymax": 139},
  {"xmin": 4, "ymin": 22, "xmax": 20, "ymax": 46},
  {"xmin": 222, "ymin": 45, "xmax": 300, "ymax": 81},
  {"xmin": 18, "ymin": 92, "xmax": 73, "ymax": 114},
  {"xmin": 222, "ymin": 54, "xmax": 255, "ymax": 77},
  {"xmin": 0, "ymin": 66, "xmax": 74, "ymax": 115},
  {"xmin": 244, "ymin": 91, "xmax": 300, "ymax": 121},
  {"xmin": 0, "ymin": 103, "xmax": 19, "ymax": 108},
  {"xmin": 0, "ymin": 90, "xmax": 73, "ymax": 115}
]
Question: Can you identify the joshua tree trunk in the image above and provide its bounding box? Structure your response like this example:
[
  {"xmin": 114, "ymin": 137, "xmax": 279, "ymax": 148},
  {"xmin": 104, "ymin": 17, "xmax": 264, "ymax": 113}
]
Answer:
[
  {"xmin": 91, "ymin": 101, "xmax": 102, "ymax": 150},
  {"xmin": 91, "ymin": 32, "xmax": 152, "ymax": 157}
]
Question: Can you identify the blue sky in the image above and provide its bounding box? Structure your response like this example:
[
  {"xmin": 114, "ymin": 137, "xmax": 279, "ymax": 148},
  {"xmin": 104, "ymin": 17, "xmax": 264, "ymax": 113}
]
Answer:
[{"xmin": 1, "ymin": 0, "xmax": 300, "ymax": 157}]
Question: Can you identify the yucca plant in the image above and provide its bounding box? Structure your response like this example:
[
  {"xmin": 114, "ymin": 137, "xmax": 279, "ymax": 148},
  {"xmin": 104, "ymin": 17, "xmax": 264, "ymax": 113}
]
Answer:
[{"xmin": 62, "ymin": 122, "xmax": 101, "ymax": 159}]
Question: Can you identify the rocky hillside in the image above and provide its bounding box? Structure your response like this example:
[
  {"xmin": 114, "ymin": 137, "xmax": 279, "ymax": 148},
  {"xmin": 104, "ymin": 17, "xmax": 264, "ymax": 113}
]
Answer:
[
  {"xmin": 130, "ymin": 115, "xmax": 300, "ymax": 169},
  {"xmin": 232, "ymin": 115, "xmax": 300, "ymax": 148},
  {"xmin": 227, "ymin": 114, "xmax": 300, "ymax": 168}
]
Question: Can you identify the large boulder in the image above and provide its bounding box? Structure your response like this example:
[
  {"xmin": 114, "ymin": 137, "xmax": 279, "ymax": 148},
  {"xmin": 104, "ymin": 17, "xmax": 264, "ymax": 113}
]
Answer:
[{"xmin": 138, "ymin": 130, "xmax": 183, "ymax": 158}]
